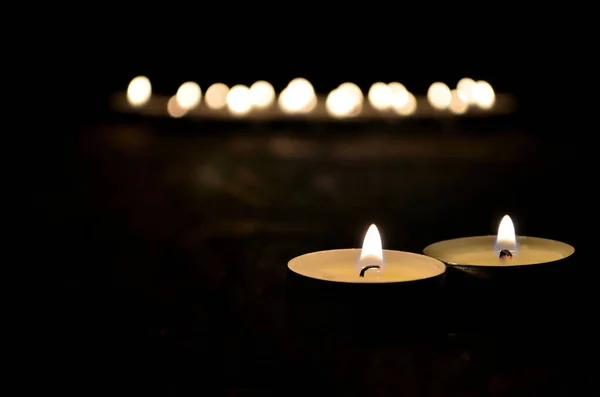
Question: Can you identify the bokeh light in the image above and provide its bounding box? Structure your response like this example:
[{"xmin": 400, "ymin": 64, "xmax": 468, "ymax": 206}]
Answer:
[
  {"xmin": 250, "ymin": 81, "xmax": 276, "ymax": 109},
  {"xmin": 388, "ymin": 82, "xmax": 409, "ymax": 110},
  {"xmin": 167, "ymin": 96, "xmax": 187, "ymax": 118},
  {"xmin": 393, "ymin": 92, "xmax": 417, "ymax": 116},
  {"xmin": 205, "ymin": 83, "xmax": 229, "ymax": 110},
  {"xmin": 338, "ymin": 83, "xmax": 363, "ymax": 105},
  {"xmin": 368, "ymin": 82, "xmax": 393, "ymax": 111},
  {"xmin": 427, "ymin": 82, "xmax": 452, "ymax": 110},
  {"xmin": 303, "ymin": 95, "xmax": 318, "ymax": 113},
  {"xmin": 456, "ymin": 78, "xmax": 477, "ymax": 104},
  {"xmin": 226, "ymin": 85, "xmax": 252, "ymax": 115},
  {"xmin": 127, "ymin": 76, "xmax": 152, "ymax": 107},
  {"xmin": 326, "ymin": 88, "xmax": 356, "ymax": 118},
  {"xmin": 472, "ymin": 80, "xmax": 495, "ymax": 109},
  {"xmin": 336, "ymin": 82, "xmax": 363, "ymax": 116},
  {"xmin": 448, "ymin": 89, "xmax": 469, "ymax": 114},
  {"xmin": 176, "ymin": 81, "xmax": 202, "ymax": 110},
  {"xmin": 279, "ymin": 78, "xmax": 316, "ymax": 114},
  {"xmin": 121, "ymin": 76, "xmax": 506, "ymax": 120}
]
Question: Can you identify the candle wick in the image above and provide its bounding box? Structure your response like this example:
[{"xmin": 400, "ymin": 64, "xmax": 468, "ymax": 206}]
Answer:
[
  {"xmin": 359, "ymin": 265, "xmax": 380, "ymax": 277},
  {"xmin": 499, "ymin": 249, "xmax": 513, "ymax": 260}
]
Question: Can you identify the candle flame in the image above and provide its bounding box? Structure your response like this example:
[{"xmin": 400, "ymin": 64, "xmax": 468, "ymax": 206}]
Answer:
[
  {"xmin": 495, "ymin": 214, "xmax": 518, "ymax": 257},
  {"xmin": 357, "ymin": 224, "xmax": 384, "ymax": 275}
]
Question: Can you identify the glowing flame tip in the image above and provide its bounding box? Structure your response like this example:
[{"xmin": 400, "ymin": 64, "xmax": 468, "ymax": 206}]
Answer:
[
  {"xmin": 358, "ymin": 224, "xmax": 383, "ymax": 274},
  {"xmin": 495, "ymin": 214, "xmax": 517, "ymax": 256}
]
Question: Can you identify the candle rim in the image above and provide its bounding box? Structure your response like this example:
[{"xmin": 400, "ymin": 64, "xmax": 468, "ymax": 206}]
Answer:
[
  {"xmin": 423, "ymin": 235, "xmax": 575, "ymax": 267},
  {"xmin": 288, "ymin": 248, "xmax": 446, "ymax": 284}
]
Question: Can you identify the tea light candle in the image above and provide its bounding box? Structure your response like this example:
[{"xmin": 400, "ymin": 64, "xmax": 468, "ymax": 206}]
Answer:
[
  {"xmin": 288, "ymin": 224, "xmax": 445, "ymax": 283},
  {"xmin": 423, "ymin": 215, "xmax": 574, "ymax": 267}
]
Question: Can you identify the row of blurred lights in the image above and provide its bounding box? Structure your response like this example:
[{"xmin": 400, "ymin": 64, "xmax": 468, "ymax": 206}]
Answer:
[{"xmin": 127, "ymin": 76, "xmax": 496, "ymax": 119}]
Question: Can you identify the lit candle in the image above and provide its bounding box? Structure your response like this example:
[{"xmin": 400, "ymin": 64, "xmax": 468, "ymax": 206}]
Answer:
[
  {"xmin": 287, "ymin": 225, "xmax": 446, "ymax": 337},
  {"xmin": 288, "ymin": 224, "xmax": 445, "ymax": 283},
  {"xmin": 423, "ymin": 215, "xmax": 574, "ymax": 268},
  {"xmin": 423, "ymin": 215, "xmax": 576, "ymax": 332}
]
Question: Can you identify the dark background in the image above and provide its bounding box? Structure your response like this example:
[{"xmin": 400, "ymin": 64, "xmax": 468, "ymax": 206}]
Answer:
[{"xmin": 33, "ymin": 35, "xmax": 590, "ymax": 395}]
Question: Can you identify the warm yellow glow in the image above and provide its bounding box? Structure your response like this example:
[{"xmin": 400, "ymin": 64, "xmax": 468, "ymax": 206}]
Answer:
[
  {"xmin": 127, "ymin": 76, "xmax": 152, "ymax": 107},
  {"xmin": 294, "ymin": 79, "xmax": 316, "ymax": 113},
  {"xmin": 448, "ymin": 89, "xmax": 469, "ymax": 114},
  {"xmin": 472, "ymin": 80, "xmax": 495, "ymax": 109},
  {"xmin": 277, "ymin": 88, "xmax": 294, "ymax": 113},
  {"xmin": 279, "ymin": 81, "xmax": 316, "ymax": 114},
  {"xmin": 279, "ymin": 78, "xmax": 316, "ymax": 113},
  {"xmin": 427, "ymin": 82, "xmax": 452, "ymax": 110},
  {"xmin": 358, "ymin": 224, "xmax": 384, "ymax": 273},
  {"xmin": 326, "ymin": 88, "xmax": 355, "ymax": 118},
  {"xmin": 495, "ymin": 215, "xmax": 517, "ymax": 254},
  {"xmin": 226, "ymin": 85, "xmax": 252, "ymax": 115},
  {"xmin": 167, "ymin": 96, "xmax": 187, "ymax": 118},
  {"xmin": 176, "ymin": 82, "xmax": 201, "ymax": 110},
  {"xmin": 288, "ymin": 77, "xmax": 312, "ymax": 92},
  {"xmin": 361, "ymin": 224, "xmax": 383, "ymax": 260},
  {"xmin": 393, "ymin": 91, "xmax": 417, "ymax": 116},
  {"xmin": 303, "ymin": 94, "xmax": 318, "ymax": 113},
  {"xmin": 250, "ymin": 80, "xmax": 275, "ymax": 109},
  {"xmin": 338, "ymin": 83, "xmax": 363, "ymax": 107},
  {"xmin": 205, "ymin": 83, "xmax": 229, "ymax": 110},
  {"xmin": 325, "ymin": 83, "xmax": 363, "ymax": 117},
  {"xmin": 389, "ymin": 82, "xmax": 409, "ymax": 110},
  {"xmin": 388, "ymin": 82, "xmax": 406, "ymax": 93},
  {"xmin": 456, "ymin": 78, "xmax": 477, "ymax": 104},
  {"xmin": 368, "ymin": 82, "xmax": 393, "ymax": 111}
]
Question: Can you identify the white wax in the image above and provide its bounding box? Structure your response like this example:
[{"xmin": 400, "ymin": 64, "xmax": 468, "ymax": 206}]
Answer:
[
  {"xmin": 288, "ymin": 249, "xmax": 445, "ymax": 283},
  {"xmin": 423, "ymin": 236, "xmax": 574, "ymax": 267}
]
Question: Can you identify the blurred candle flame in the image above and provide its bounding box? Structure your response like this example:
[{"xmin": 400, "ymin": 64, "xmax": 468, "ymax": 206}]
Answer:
[
  {"xmin": 279, "ymin": 78, "xmax": 316, "ymax": 114},
  {"xmin": 456, "ymin": 78, "xmax": 477, "ymax": 103},
  {"xmin": 427, "ymin": 82, "xmax": 452, "ymax": 110},
  {"xmin": 226, "ymin": 85, "xmax": 252, "ymax": 115},
  {"xmin": 495, "ymin": 215, "xmax": 518, "ymax": 257},
  {"xmin": 205, "ymin": 83, "xmax": 229, "ymax": 110},
  {"xmin": 449, "ymin": 89, "xmax": 469, "ymax": 114},
  {"xmin": 250, "ymin": 80, "xmax": 275, "ymax": 109},
  {"xmin": 167, "ymin": 96, "xmax": 187, "ymax": 118},
  {"xmin": 176, "ymin": 81, "xmax": 202, "ymax": 110},
  {"xmin": 472, "ymin": 80, "xmax": 495, "ymax": 109},
  {"xmin": 326, "ymin": 84, "xmax": 363, "ymax": 118},
  {"xmin": 127, "ymin": 76, "xmax": 152, "ymax": 107},
  {"xmin": 368, "ymin": 82, "xmax": 393, "ymax": 111},
  {"xmin": 393, "ymin": 91, "xmax": 417, "ymax": 116},
  {"xmin": 357, "ymin": 224, "xmax": 384, "ymax": 275}
]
